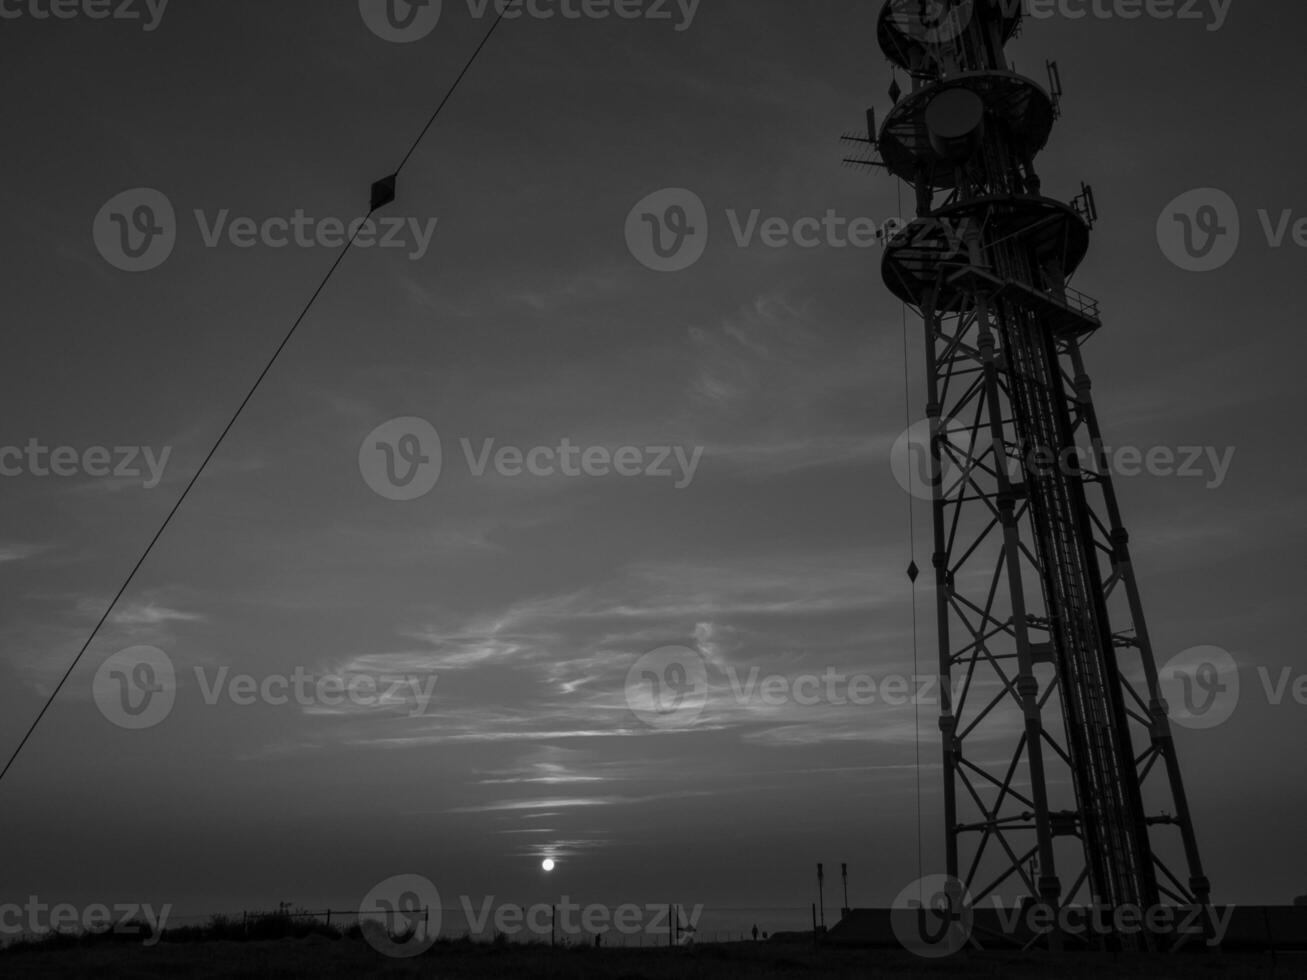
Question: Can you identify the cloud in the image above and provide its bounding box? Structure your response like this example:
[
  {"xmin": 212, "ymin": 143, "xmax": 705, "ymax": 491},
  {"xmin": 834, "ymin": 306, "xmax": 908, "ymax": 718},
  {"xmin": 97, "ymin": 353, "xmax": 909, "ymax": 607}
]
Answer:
[
  {"xmin": 0, "ymin": 542, "xmax": 49, "ymax": 564},
  {"xmin": 106, "ymin": 602, "xmax": 206, "ymax": 627},
  {"xmin": 446, "ymin": 788, "xmax": 719, "ymax": 814}
]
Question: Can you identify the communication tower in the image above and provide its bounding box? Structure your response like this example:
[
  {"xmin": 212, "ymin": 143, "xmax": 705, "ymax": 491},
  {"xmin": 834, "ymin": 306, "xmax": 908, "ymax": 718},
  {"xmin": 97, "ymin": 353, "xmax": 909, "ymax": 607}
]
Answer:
[{"xmin": 846, "ymin": 0, "xmax": 1212, "ymax": 949}]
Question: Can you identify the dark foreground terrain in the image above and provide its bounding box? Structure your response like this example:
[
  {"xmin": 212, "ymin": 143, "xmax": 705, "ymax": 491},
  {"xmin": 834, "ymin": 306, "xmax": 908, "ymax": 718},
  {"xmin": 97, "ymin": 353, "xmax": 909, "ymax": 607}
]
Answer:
[{"xmin": 2, "ymin": 938, "xmax": 1303, "ymax": 979}]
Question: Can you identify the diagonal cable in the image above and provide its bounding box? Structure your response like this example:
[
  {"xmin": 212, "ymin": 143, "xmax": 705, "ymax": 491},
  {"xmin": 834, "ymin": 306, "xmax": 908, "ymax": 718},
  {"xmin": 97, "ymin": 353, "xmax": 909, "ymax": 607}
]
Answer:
[{"xmin": 0, "ymin": 5, "xmax": 516, "ymax": 788}]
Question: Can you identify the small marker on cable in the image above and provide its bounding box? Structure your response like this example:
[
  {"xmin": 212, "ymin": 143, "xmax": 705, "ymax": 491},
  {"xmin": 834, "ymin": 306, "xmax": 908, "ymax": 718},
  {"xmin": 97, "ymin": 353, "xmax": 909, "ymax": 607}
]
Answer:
[{"xmin": 370, "ymin": 174, "xmax": 397, "ymax": 212}]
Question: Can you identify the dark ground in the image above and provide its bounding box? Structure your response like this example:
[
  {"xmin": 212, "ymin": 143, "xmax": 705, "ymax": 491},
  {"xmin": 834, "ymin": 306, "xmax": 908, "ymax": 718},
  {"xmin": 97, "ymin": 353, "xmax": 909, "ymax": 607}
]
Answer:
[{"xmin": 2, "ymin": 938, "xmax": 1304, "ymax": 979}]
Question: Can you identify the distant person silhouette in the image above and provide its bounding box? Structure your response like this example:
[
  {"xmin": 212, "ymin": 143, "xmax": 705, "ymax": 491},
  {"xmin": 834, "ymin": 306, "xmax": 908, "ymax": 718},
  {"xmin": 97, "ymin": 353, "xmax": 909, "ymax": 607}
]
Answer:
[{"xmin": 752, "ymin": 924, "xmax": 759, "ymax": 941}]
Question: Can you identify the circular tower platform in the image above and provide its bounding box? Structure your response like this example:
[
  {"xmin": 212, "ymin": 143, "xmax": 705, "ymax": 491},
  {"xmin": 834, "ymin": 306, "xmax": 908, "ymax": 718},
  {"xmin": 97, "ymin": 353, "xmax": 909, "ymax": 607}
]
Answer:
[
  {"xmin": 878, "ymin": 71, "xmax": 1057, "ymax": 188},
  {"xmin": 878, "ymin": 0, "xmax": 1022, "ymax": 75},
  {"xmin": 881, "ymin": 195, "xmax": 1091, "ymax": 311}
]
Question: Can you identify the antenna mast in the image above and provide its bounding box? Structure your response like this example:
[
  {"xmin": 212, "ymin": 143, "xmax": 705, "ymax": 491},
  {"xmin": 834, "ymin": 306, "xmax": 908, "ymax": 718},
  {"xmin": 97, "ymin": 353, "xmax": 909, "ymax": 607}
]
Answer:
[{"xmin": 856, "ymin": 0, "xmax": 1212, "ymax": 949}]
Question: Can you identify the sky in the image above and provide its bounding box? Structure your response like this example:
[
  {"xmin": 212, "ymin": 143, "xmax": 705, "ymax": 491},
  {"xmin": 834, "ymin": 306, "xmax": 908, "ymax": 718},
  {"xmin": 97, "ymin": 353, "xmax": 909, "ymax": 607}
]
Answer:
[{"xmin": 1, "ymin": 0, "xmax": 1307, "ymax": 934}]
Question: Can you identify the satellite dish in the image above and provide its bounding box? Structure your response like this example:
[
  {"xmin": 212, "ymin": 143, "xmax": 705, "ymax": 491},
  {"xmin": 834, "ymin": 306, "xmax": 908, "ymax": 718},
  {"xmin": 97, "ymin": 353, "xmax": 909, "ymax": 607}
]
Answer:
[{"xmin": 924, "ymin": 88, "xmax": 985, "ymax": 162}]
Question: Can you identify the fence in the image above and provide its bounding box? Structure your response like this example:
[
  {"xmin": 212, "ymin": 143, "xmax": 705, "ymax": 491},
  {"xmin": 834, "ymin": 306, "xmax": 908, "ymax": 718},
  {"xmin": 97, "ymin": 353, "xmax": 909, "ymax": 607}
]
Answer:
[{"xmin": 161, "ymin": 904, "xmax": 813, "ymax": 947}]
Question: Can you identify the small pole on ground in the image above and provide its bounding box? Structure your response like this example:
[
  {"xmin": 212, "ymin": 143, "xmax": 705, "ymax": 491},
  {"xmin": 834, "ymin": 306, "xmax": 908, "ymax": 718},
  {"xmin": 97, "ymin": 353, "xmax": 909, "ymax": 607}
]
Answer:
[{"xmin": 817, "ymin": 863, "xmax": 826, "ymax": 932}]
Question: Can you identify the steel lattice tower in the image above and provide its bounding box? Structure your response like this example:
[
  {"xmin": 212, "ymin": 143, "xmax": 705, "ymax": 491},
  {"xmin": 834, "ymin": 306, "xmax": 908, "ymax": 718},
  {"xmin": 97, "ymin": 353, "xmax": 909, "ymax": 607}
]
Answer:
[{"xmin": 852, "ymin": 0, "xmax": 1212, "ymax": 949}]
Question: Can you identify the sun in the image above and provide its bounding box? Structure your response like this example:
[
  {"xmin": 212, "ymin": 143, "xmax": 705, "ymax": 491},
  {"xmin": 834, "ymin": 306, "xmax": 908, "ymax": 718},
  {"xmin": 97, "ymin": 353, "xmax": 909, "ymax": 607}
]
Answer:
[{"xmin": 541, "ymin": 858, "xmax": 556, "ymax": 872}]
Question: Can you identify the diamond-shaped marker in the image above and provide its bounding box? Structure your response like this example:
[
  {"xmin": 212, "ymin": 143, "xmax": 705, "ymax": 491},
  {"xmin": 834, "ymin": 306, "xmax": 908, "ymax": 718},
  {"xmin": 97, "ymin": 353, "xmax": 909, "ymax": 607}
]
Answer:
[
  {"xmin": 370, "ymin": 174, "xmax": 397, "ymax": 212},
  {"xmin": 907, "ymin": 561, "xmax": 920, "ymax": 583},
  {"xmin": 888, "ymin": 78, "xmax": 902, "ymax": 104}
]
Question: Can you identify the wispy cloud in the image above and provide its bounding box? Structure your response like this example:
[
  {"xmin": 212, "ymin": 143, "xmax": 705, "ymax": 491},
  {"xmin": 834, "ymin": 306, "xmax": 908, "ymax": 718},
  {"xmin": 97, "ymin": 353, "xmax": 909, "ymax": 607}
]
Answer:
[{"xmin": 0, "ymin": 541, "xmax": 49, "ymax": 564}]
